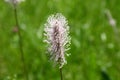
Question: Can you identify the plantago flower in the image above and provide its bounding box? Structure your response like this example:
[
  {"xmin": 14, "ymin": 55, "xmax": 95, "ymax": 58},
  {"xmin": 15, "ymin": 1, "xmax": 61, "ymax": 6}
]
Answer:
[
  {"xmin": 105, "ymin": 9, "xmax": 116, "ymax": 27},
  {"xmin": 44, "ymin": 13, "xmax": 71, "ymax": 68},
  {"xmin": 5, "ymin": 0, "xmax": 24, "ymax": 6}
]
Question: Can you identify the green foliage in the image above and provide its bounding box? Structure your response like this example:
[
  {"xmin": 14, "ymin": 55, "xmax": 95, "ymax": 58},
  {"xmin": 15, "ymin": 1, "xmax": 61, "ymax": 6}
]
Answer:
[{"xmin": 0, "ymin": 0, "xmax": 120, "ymax": 80}]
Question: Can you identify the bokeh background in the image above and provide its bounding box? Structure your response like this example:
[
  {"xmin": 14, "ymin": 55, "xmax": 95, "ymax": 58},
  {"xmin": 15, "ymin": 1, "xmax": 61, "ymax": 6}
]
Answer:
[{"xmin": 0, "ymin": 0, "xmax": 120, "ymax": 80}]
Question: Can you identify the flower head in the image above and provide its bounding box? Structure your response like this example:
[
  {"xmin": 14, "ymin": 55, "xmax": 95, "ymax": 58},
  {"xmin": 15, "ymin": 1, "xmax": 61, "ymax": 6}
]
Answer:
[
  {"xmin": 44, "ymin": 13, "xmax": 71, "ymax": 68},
  {"xmin": 5, "ymin": 0, "xmax": 24, "ymax": 6}
]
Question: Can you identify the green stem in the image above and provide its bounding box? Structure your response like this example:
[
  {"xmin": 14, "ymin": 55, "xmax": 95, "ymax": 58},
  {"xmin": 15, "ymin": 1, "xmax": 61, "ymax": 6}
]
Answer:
[
  {"xmin": 13, "ymin": 5, "xmax": 28, "ymax": 80},
  {"xmin": 60, "ymin": 68, "xmax": 63, "ymax": 80}
]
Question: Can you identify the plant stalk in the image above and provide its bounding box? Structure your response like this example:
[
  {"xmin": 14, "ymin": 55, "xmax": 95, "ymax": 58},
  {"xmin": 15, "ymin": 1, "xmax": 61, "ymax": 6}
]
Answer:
[
  {"xmin": 60, "ymin": 68, "xmax": 63, "ymax": 80},
  {"xmin": 13, "ymin": 5, "xmax": 28, "ymax": 80}
]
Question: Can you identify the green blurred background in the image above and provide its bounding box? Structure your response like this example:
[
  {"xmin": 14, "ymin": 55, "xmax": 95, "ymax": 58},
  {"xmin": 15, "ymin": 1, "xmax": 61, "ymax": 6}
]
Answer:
[{"xmin": 0, "ymin": 0, "xmax": 120, "ymax": 80}]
